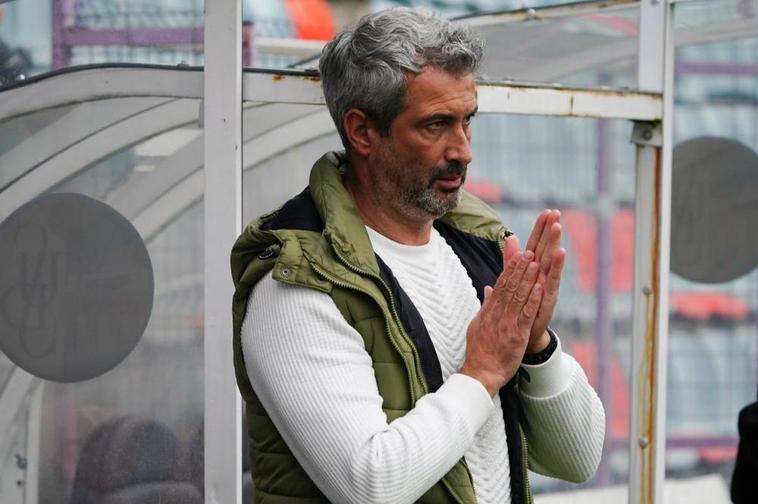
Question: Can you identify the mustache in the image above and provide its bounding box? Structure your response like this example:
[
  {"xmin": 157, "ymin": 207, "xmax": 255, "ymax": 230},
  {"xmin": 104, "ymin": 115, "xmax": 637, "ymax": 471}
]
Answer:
[{"xmin": 429, "ymin": 162, "xmax": 467, "ymax": 183}]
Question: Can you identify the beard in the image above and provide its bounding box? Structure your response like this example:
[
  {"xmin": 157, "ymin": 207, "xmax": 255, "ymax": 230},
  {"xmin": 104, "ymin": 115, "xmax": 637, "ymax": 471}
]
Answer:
[
  {"xmin": 402, "ymin": 162, "xmax": 466, "ymax": 216},
  {"xmin": 374, "ymin": 141, "xmax": 467, "ymax": 220}
]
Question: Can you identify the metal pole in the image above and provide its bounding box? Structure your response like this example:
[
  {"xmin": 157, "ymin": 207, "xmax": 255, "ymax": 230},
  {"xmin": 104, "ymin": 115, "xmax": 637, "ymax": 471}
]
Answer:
[
  {"xmin": 203, "ymin": 0, "xmax": 243, "ymax": 502},
  {"xmin": 629, "ymin": 2, "xmax": 674, "ymax": 502}
]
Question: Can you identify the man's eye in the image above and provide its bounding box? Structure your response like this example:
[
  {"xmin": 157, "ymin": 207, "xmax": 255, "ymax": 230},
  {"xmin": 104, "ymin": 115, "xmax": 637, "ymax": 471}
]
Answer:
[
  {"xmin": 426, "ymin": 121, "xmax": 445, "ymax": 131},
  {"xmin": 464, "ymin": 115, "xmax": 475, "ymax": 126}
]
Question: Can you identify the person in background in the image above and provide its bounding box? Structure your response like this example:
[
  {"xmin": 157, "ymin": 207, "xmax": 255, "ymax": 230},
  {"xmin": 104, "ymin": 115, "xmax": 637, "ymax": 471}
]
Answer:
[
  {"xmin": 231, "ymin": 8, "xmax": 605, "ymax": 504},
  {"xmin": 731, "ymin": 391, "xmax": 758, "ymax": 503}
]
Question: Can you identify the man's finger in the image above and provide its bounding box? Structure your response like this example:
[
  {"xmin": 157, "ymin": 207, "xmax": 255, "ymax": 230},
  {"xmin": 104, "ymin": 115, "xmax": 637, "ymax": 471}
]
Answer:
[
  {"xmin": 525, "ymin": 210, "xmax": 549, "ymax": 252},
  {"xmin": 505, "ymin": 260, "xmax": 539, "ymax": 316},
  {"xmin": 519, "ymin": 282, "xmax": 543, "ymax": 328},
  {"xmin": 501, "ymin": 251, "xmax": 533, "ymax": 302},
  {"xmin": 496, "ymin": 250, "xmax": 522, "ymax": 291},
  {"xmin": 540, "ymin": 222, "xmax": 562, "ymax": 274},
  {"xmin": 542, "ymin": 247, "xmax": 565, "ymax": 308},
  {"xmin": 535, "ymin": 210, "xmax": 560, "ymax": 262},
  {"xmin": 503, "ymin": 234, "xmax": 521, "ymax": 271}
]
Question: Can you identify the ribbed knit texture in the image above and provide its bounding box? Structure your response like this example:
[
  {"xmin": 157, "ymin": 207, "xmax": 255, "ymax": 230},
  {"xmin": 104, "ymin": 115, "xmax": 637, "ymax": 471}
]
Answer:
[{"xmin": 241, "ymin": 228, "xmax": 605, "ymax": 504}]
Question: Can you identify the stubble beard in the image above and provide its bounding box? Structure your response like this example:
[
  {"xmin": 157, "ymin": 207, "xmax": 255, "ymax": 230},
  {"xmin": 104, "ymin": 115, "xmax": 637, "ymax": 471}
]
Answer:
[
  {"xmin": 376, "ymin": 142, "xmax": 467, "ymax": 220},
  {"xmin": 404, "ymin": 163, "xmax": 466, "ymax": 217}
]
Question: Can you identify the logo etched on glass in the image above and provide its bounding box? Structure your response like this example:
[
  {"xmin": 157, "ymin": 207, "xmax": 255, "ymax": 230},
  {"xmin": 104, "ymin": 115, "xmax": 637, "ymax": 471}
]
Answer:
[{"xmin": 0, "ymin": 193, "xmax": 154, "ymax": 382}]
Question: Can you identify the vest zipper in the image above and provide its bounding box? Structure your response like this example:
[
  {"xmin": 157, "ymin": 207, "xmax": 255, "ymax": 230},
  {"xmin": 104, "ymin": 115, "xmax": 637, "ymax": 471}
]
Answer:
[
  {"xmin": 309, "ymin": 258, "xmax": 427, "ymax": 403},
  {"xmin": 497, "ymin": 229, "xmax": 533, "ymax": 503},
  {"xmin": 519, "ymin": 426, "xmax": 533, "ymax": 504}
]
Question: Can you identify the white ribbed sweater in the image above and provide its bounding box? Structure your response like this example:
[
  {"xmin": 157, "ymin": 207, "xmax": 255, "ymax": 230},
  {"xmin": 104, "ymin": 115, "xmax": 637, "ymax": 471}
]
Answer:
[{"xmin": 242, "ymin": 227, "xmax": 605, "ymax": 504}]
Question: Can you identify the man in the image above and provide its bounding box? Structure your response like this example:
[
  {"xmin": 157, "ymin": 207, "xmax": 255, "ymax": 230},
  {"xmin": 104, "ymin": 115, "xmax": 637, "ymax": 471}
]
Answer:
[{"xmin": 231, "ymin": 8, "xmax": 605, "ymax": 504}]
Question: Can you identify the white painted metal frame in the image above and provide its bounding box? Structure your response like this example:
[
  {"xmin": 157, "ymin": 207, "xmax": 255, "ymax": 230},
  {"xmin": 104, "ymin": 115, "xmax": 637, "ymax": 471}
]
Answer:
[
  {"xmin": 629, "ymin": 1, "xmax": 674, "ymax": 503},
  {"xmin": 0, "ymin": 67, "xmax": 203, "ymax": 122},
  {"xmin": 239, "ymin": 72, "xmax": 663, "ymax": 119},
  {"xmin": 203, "ymin": 0, "xmax": 243, "ymax": 503}
]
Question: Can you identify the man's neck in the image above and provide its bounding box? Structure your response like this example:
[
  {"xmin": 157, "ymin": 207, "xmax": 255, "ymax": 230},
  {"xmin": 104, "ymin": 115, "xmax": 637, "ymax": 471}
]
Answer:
[{"xmin": 343, "ymin": 170, "xmax": 433, "ymax": 246}]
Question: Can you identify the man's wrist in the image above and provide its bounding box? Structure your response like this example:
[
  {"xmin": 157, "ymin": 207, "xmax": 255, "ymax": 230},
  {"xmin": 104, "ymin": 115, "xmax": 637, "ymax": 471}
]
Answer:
[
  {"xmin": 523, "ymin": 328, "xmax": 558, "ymax": 364},
  {"xmin": 525, "ymin": 329, "xmax": 551, "ymax": 354},
  {"xmin": 459, "ymin": 364, "xmax": 505, "ymax": 398}
]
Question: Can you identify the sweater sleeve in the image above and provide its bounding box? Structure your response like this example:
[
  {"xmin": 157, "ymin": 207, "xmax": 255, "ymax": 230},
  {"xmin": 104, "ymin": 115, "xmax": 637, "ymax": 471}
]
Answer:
[
  {"xmin": 517, "ymin": 337, "xmax": 606, "ymax": 483},
  {"xmin": 241, "ymin": 273, "xmax": 495, "ymax": 504}
]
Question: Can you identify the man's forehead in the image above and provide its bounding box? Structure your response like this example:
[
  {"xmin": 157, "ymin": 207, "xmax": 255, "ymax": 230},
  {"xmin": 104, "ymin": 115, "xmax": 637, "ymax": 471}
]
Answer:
[{"xmin": 403, "ymin": 68, "xmax": 478, "ymax": 112}]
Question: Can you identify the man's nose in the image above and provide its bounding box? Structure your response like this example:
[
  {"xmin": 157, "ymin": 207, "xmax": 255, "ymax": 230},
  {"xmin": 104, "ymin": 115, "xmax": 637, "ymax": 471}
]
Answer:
[{"xmin": 445, "ymin": 125, "xmax": 473, "ymax": 166}]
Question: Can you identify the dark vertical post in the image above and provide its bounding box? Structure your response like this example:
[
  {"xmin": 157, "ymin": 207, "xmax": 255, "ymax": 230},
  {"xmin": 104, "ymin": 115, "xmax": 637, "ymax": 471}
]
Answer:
[
  {"xmin": 51, "ymin": 0, "xmax": 70, "ymax": 70},
  {"xmin": 595, "ymin": 84, "xmax": 614, "ymax": 486}
]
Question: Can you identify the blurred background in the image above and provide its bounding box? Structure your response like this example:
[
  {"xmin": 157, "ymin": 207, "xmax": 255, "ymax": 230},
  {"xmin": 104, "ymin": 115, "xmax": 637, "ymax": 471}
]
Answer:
[{"xmin": 0, "ymin": 0, "xmax": 756, "ymax": 503}]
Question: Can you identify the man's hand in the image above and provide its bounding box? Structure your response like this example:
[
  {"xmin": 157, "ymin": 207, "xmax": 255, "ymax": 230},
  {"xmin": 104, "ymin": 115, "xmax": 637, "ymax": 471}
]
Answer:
[
  {"xmin": 519, "ymin": 209, "xmax": 565, "ymax": 352},
  {"xmin": 460, "ymin": 235, "xmax": 543, "ymax": 396}
]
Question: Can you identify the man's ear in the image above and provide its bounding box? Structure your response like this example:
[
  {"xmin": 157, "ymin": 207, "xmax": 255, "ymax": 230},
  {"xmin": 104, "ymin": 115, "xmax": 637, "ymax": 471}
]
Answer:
[{"xmin": 343, "ymin": 109, "xmax": 378, "ymax": 158}]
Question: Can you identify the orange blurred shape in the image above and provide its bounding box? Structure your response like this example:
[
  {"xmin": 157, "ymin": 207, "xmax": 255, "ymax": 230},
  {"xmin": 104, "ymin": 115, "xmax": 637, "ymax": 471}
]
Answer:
[
  {"xmin": 464, "ymin": 177, "xmax": 503, "ymax": 204},
  {"xmin": 285, "ymin": 0, "xmax": 335, "ymax": 40},
  {"xmin": 562, "ymin": 209, "xmax": 634, "ymax": 293},
  {"xmin": 698, "ymin": 446, "xmax": 738, "ymax": 464},
  {"xmin": 670, "ymin": 292, "xmax": 750, "ymax": 320}
]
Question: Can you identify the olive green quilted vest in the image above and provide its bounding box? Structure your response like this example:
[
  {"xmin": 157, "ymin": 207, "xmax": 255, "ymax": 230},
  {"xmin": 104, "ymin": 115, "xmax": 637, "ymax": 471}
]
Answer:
[{"xmin": 231, "ymin": 152, "xmax": 531, "ymax": 504}]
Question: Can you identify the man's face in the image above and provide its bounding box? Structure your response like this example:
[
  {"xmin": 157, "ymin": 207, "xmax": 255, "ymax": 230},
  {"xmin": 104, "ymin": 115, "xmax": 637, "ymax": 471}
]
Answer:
[{"xmin": 368, "ymin": 67, "xmax": 478, "ymax": 219}]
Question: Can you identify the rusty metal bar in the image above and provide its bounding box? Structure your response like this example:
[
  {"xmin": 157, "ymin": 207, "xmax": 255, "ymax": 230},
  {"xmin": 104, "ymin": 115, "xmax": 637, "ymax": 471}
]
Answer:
[
  {"xmin": 0, "ymin": 66, "xmax": 662, "ymax": 123},
  {"xmin": 240, "ymin": 71, "xmax": 663, "ymax": 120},
  {"xmin": 629, "ymin": 1, "xmax": 674, "ymax": 502}
]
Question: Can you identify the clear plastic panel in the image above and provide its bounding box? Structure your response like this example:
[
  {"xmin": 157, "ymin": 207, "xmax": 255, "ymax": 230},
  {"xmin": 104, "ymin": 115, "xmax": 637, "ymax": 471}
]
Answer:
[
  {"xmin": 466, "ymin": 2, "xmax": 640, "ymax": 89},
  {"xmin": 665, "ymin": 0, "xmax": 758, "ymax": 495},
  {"xmin": 675, "ymin": 0, "xmax": 757, "ymax": 31},
  {"xmin": 242, "ymin": 102, "xmax": 340, "ymax": 219},
  {"xmin": 0, "ymin": 97, "xmax": 205, "ymax": 503},
  {"xmin": 473, "ymin": 114, "xmax": 635, "ymax": 493},
  {"xmin": 0, "ymin": 105, "xmax": 76, "ymax": 160}
]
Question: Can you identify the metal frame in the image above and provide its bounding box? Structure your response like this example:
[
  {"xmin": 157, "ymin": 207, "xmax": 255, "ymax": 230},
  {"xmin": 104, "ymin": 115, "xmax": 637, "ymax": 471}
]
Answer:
[
  {"xmin": 0, "ymin": 66, "xmax": 203, "ymax": 122},
  {"xmin": 203, "ymin": 1, "xmax": 242, "ymax": 503},
  {"xmin": 0, "ymin": 66, "xmax": 664, "ymax": 120},
  {"xmin": 629, "ymin": 1, "xmax": 674, "ymax": 503}
]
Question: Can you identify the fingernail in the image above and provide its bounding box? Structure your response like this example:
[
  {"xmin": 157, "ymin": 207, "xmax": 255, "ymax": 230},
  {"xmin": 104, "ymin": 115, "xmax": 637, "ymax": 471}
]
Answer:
[
  {"xmin": 528, "ymin": 262, "xmax": 538, "ymax": 272},
  {"xmin": 524, "ymin": 250, "xmax": 534, "ymax": 261}
]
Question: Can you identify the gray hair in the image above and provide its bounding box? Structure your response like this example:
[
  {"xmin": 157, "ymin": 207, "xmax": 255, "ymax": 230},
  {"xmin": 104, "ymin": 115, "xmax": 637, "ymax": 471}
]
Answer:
[{"xmin": 319, "ymin": 8, "xmax": 484, "ymax": 150}]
